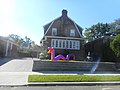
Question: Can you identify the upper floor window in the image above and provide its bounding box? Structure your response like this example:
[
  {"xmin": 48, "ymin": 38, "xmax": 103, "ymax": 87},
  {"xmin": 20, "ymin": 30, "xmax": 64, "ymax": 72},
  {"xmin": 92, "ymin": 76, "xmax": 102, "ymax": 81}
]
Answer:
[
  {"xmin": 70, "ymin": 29, "xmax": 75, "ymax": 36},
  {"xmin": 52, "ymin": 28, "xmax": 57, "ymax": 36}
]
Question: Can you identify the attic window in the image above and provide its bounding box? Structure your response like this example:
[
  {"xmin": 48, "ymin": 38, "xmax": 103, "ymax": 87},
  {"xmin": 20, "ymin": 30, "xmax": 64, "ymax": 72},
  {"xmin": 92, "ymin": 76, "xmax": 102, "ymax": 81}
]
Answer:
[
  {"xmin": 70, "ymin": 29, "xmax": 75, "ymax": 36},
  {"xmin": 52, "ymin": 28, "xmax": 57, "ymax": 36}
]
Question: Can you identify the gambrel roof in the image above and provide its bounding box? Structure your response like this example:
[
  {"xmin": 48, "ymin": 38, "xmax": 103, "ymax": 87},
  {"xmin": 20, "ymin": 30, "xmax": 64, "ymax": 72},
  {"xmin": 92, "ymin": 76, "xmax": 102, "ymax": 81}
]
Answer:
[
  {"xmin": 43, "ymin": 10, "xmax": 83, "ymax": 37},
  {"xmin": 40, "ymin": 10, "xmax": 84, "ymax": 44}
]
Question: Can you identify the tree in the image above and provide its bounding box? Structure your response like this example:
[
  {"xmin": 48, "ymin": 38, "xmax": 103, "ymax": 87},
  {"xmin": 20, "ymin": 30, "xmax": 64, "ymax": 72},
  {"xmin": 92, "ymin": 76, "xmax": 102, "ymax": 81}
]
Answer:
[
  {"xmin": 110, "ymin": 18, "xmax": 120, "ymax": 35},
  {"xmin": 8, "ymin": 34, "xmax": 41, "ymax": 58},
  {"xmin": 84, "ymin": 22, "xmax": 110, "ymax": 42},
  {"xmin": 9, "ymin": 34, "xmax": 35, "ymax": 48},
  {"xmin": 110, "ymin": 34, "xmax": 120, "ymax": 58}
]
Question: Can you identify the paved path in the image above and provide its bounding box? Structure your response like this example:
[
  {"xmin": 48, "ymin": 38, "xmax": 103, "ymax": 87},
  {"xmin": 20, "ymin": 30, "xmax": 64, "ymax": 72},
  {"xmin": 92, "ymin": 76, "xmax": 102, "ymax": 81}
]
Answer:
[
  {"xmin": 0, "ymin": 58, "xmax": 33, "ymax": 85},
  {"xmin": 0, "ymin": 85, "xmax": 120, "ymax": 90}
]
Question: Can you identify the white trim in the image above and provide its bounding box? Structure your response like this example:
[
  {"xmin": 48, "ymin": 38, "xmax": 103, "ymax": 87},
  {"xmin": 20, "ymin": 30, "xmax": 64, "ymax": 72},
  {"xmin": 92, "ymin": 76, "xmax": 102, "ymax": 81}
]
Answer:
[
  {"xmin": 51, "ymin": 39, "xmax": 80, "ymax": 50},
  {"xmin": 45, "ymin": 36, "xmax": 84, "ymax": 40},
  {"xmin": 70, "ymin": 29, "xmax": 75, "ymax": 36},
  {"xmin": 43, "ymin": 16, "xmax": 61, "ymax": 28},
  {"xmin": 43, "ymin": 16, "xmax": 61, "ymax": 36},
  {"xmin": 68, "ymin": 17, "xmax": 83, "ymax": 37},
  {"xmin": 44, "ymin": 21, "xmax": 54, "ymax": 36},
  {"xmin": 41, "ymin": 36, "xmax": 47, "ymax": 46},
  {"xmin": 52, "ymin": 28, "xmax": 57, "ymax": 36},
  {"xmin": 68, "ymin": 16, "xmax": 83, "ymax": 30},
  {"xmin": 74, "ymin": 22, "xmax": 82, "ymax": 36}
]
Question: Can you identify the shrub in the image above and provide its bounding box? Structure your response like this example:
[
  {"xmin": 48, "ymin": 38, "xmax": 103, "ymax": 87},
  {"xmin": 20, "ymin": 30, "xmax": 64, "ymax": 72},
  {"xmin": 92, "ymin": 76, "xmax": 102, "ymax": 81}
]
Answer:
[{"xmin": 110, "ymin": 34, "xmax": 120, "ymax": 58}]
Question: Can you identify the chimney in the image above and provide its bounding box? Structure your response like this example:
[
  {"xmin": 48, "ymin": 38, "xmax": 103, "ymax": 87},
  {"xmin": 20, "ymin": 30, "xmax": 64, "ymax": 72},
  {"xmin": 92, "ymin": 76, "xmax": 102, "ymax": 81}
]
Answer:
[{"xmin": 62, "ymin": 9, "xmax": 68, "ymax": 17}]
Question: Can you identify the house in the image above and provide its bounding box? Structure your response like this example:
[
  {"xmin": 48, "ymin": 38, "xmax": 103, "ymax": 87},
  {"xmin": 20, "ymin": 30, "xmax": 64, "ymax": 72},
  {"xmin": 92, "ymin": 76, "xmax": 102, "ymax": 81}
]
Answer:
[
  {"xmin": 40, "ymin": 9, "xmax": 85, "ymax": 60},
  {"xmin": 0, "ymin": 36, "xmax": 18, "ymax": 57}
]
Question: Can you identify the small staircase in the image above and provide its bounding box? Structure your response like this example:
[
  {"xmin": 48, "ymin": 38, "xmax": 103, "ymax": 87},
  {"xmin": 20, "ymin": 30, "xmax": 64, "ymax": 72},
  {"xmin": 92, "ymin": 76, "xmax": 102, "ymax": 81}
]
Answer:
[{"xmin": 32, "ymin": 61, "xmax": 117, "ymax": 72}]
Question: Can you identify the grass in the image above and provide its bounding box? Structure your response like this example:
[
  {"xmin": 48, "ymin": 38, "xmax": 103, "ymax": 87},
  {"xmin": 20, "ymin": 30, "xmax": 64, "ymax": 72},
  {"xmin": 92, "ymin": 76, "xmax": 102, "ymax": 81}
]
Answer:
[
  {"xmin": 28, "ymin": 75, "xmax": 120, "ymax": 82},
  {"xmin": 49, "ymin": 60, "xmax": 81, "ymax": 62}
]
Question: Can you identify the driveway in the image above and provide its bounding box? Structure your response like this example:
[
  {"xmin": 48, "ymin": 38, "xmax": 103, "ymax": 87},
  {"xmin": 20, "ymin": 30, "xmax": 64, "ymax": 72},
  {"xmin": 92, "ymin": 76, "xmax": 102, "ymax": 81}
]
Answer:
[{"xmin": 0, "ymin": 58, "xmax": 33, "ymax": 85}]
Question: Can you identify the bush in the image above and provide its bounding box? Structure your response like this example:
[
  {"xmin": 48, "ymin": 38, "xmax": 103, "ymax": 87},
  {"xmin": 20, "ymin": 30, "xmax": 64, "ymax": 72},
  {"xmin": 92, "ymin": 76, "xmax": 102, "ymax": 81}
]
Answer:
[
  {"xmin": 110, "ymin": 34, "xmax": 120, "ymax": 58},
  {"xmin": 39, "ymin": 52, "xmax": 49, "ymax": 59}
]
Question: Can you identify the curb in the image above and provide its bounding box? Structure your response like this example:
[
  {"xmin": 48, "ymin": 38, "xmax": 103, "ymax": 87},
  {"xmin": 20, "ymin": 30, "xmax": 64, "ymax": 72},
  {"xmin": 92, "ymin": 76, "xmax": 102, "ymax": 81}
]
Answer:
[{"xmin": 28, "ymin": 82, "xmax": 120, "ymax": 86}]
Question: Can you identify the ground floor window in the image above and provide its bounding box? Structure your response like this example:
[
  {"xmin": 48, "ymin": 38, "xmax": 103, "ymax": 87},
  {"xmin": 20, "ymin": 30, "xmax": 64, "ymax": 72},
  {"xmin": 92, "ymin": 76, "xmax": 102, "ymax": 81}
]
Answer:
[{"xmin": 51, "ymin": 39, "xmax": 80, "ymax": 50}]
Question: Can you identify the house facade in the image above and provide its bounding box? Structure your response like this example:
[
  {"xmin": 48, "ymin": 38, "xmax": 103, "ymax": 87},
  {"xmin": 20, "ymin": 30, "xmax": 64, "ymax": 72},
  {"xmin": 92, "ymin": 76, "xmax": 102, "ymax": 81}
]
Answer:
[
  {"xmin": 0, "ymin": 36, "xmax": 18, "ymax": 57},
  {"xmin": 40, "ymin": 10, "xmax": 85, "ymax": 60}
]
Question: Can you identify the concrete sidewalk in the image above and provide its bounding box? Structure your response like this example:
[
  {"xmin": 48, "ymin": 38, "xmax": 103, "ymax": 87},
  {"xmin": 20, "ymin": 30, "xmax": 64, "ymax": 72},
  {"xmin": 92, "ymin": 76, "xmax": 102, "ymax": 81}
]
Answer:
[
  {"xmin": 0, "ymin": 58, "xmax": 33, "ymax": 86},
  {"xmin": 30, "ymin": 71, "xmax": 120, "ymax": 75},
  {"xmin": 28, "ymin": 82, "xmax": 120, "ymax": 86},
  {"xmin": 0, "ymin": 72, "xmax": 31, "ymax": 86}
]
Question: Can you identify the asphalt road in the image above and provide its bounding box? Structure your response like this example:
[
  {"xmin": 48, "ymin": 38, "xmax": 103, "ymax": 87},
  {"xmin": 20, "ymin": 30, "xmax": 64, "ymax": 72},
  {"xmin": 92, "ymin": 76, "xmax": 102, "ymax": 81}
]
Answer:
[
  {"xmin": 0, "ymin": 86, "xmax": 120, "ymax": 90},
  {"xmin": 0, "ymin": 58, "xmax": 12, "ymax": 66},
  {"xmin": 0, "ymin": 58, "xmax": 33, "ymax": 85}
]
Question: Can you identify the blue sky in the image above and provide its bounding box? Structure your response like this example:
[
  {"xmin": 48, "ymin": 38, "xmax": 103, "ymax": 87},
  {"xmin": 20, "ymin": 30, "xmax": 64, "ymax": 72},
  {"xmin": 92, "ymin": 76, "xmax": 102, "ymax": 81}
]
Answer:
[{"xmin": 0, "ymin": 0, "xmax": 120, "ymax": 44}]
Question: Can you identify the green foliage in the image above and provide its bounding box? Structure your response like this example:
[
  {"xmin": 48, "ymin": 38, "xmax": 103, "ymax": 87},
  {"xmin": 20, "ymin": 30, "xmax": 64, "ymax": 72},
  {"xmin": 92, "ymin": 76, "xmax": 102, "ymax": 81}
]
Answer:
[
  {"xmin": 84, "ymin": 22, "xmax": 110, "ymax": 42},
  {"xmin": 110, "ymin": 18, "xmax": 120, "ymax": 35},
  {"xmin": 110, "ymin": 34, "xmax": 120, "ymax": 58},
  {"xmin": 39, "ymin": 52, "xmax": 49, "ymax": 59},
  {"xmin": 28, "ymin": 75, "xmax": 120, "ymax": 82},
  {"xmin": 8, "ymin": 34, "xmax": 35, "ymax": 48},
  {"xmin": 84, "ymin": 18, "xmax": 120, "ymax": 42},
  {"xmin": 8, "ymin": 34, "xmax": 41, "ymax": 57}
]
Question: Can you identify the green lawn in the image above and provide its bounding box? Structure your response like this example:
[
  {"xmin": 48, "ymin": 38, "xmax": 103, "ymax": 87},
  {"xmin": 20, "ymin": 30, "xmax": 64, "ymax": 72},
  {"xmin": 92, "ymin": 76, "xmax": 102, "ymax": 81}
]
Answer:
[
  {"xmin": 49, "ymin": 60, "xmax": 80, "ymax": 62},
  {"xmin": 28, "ymin": 75, "xmax": 120, "ymax": 82}
]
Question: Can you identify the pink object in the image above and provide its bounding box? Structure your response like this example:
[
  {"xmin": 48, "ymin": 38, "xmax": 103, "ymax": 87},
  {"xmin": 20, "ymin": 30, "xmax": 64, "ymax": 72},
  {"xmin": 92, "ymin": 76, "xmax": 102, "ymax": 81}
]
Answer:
[{"xmin": 48, "ymin": 47, "xmax": 75, "ymax": 61}]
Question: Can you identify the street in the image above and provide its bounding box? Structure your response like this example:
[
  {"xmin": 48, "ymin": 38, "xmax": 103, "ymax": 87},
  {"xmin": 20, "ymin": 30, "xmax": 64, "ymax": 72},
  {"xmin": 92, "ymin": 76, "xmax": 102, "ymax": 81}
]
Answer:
[{"xmin": 0, "ymin": 85, "xmax": 120, "ymax": 90}]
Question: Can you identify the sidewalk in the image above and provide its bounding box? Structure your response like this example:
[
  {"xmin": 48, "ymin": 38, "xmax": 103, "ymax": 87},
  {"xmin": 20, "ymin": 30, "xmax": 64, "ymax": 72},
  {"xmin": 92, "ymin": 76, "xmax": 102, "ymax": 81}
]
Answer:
[
  {"xmin": 30, "ymin": 71, "xmax": 120, "ymax": 75},
  {"xmin": 28, "ymin": 82, "xmax": 120, "ymax": 86},
  {"xmin": 0, "ymin": 72, "xmax": 30, "ymax": 86},
  {"xmin": 0, "ymin": 58, "xmax": 33, "ymax": 86}
]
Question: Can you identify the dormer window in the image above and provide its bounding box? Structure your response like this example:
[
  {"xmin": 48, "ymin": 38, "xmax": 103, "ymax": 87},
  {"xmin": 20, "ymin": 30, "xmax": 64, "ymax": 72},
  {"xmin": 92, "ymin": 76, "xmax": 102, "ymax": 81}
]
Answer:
[
  {"xmin": 52, "ymin": 28, "xmax": 57, "ymax": 36},
  {"xmin": 70, "ymin": 29, "xmax": 75, "ymax": 36}
]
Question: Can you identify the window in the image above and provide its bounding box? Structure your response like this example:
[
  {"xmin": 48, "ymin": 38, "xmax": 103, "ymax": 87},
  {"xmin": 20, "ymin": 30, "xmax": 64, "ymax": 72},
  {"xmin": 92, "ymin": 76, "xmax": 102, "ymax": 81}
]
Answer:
[
  {"xmin": 52, "ymin": 28, "xmax": 57, "ymax": 36},
  {"xmin": 73, "ymin": 41, "xmax": 76, "ymax": 49},
  {"xmin": 75, "ymin": 41, "xmax": 80, "ymax": 49},
  {"xmin": 59, "ymin": 40, "xmax": 62, "ymax": 48},
  {"xmin": 51, "ymin": 39, "xmax": 80, "ymax": 50},
  {"xmin": 51, "ymin": 39, "xmax": 55, "ymax": 47},
  {"xmin": 70, "ymin": 41, "xmax": 72, "ymax": 48},
  {"xmin": 63, "ymin": 40, "xmax": 66, "ymax": 48},
  {"xmin": 56, "ymin": 40, "xmax": 58, "ymax": 47},
  {"xmin": 70, "ymin": 29, "xmax": 75, "ymax": 36}
]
